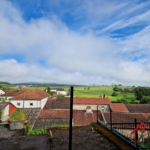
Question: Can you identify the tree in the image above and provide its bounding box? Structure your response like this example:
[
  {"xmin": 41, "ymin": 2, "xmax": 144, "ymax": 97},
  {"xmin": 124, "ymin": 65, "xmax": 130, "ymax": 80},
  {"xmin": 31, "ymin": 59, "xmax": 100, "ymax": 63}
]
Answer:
[
  {"xmin": 87, "ymin": 87, "xmax": 90, "ymax": 90},
  {"xmin": 46, "ymin": 85, "xmax": 50, "ymax": 92},
  {"xmin": 103, "ymin": 94, "xmax": 105, "ymax": 98},
  {"xmin": 112, "ymin": 92, "xmax": 118, "ymax": 96}
]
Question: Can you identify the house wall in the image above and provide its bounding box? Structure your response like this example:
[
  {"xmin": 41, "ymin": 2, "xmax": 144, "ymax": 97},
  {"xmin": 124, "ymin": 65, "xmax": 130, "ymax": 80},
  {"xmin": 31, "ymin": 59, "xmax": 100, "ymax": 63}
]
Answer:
[
  {"xmin": 9, "ymin": 104, "xmax": 17, "ymax": 116},
  {"xmin": 73, "ymin": 104, "xmax": 110, "ymax": 112},
  {"xmin": 10, "ymin": 100, "xmax": 40, "ymax": 108},
  {"xmin": 0, "ymin": 89, "xmax": 5, "ymax": 95},
  {"xmin": 41, "ymin": 97, "xmax": 48, "ymax": 109},
  {"xmin": 10, "ymin": 97, "xmax": 48, "ymax": 109},
  {"xmin": 1, "ymin": 105, "xmax": 9, "ymax": 121},
  {"xmin": 57, "ymin": 91, "xmax": 67, "ymax": 95},
  {"xmin": 50, "ymin": 90, "xmax": 57, "ymax": 92}
]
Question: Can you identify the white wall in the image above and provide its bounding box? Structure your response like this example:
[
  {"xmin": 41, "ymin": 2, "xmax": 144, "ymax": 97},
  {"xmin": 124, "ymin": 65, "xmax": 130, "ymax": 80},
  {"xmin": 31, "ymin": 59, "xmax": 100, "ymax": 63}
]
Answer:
[
  {"xmin": 1, "ymin": 105, "xmax": 9, "ymax": 121},
  {"xmin": 57, "ymin": 91, "xmax": 67, "ymax": 95},
  {"xmin": 51, "ymin": 89, "xmax": 57, "ymax": 92},
  {"xmin": 10, "ymin": 100, "xmax": 40, "ymax": 108},
  {"xmin": 10, "ymin": 97, "xmax": 48, "ymax": 109},
  {"xmin": 41, "ymin": 97, "xmax": 48, "ymax": 109},
  {"xmin": 0, "ymin": 89, "xmax": 5, "ymax": 95}
]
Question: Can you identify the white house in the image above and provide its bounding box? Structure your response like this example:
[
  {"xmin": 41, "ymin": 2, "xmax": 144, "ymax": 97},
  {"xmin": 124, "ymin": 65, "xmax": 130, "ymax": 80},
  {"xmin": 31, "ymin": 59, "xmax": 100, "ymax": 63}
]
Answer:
[
  {"xmin": 0, "ymin": 88, "xmax": 5, "ymax": 95},
  {"xmin": 46, "ymin": 88, "xmax": 67, "ymax": 96},
  {"xmin": 9, "ymin": 90, "xmax": 50, "ymax": 109},
  {"xmin": 57, "ymin": 91, "xmax": 67, "ymax": 95}
]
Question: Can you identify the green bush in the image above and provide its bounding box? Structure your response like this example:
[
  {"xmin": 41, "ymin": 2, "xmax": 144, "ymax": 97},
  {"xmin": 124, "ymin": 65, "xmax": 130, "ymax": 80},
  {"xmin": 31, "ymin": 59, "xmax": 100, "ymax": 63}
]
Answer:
[
  {"xmin": 9, "ymin": 110, "xmax": 25, "ymax": 122},
  {"xmin": 111, "ymin": 91, "xmax": 118, "ymax": 96},
  {"xmin": 57, "ymin": 94, "xmax": 64, "ymax": 97},
  {"xmin": 117, "ymin": 98, "xmax": 129, "ymax": 104},
  {"xmin": 140, "ymin": 96, "xmax": 150, "ymax": 104},
  {"xmin": 0, "ymin": 110, "xmax": 2, "ymax": 120},
  {"xmin": 27, "ymin": 128, "xmax": 47, "ymax": 135}
]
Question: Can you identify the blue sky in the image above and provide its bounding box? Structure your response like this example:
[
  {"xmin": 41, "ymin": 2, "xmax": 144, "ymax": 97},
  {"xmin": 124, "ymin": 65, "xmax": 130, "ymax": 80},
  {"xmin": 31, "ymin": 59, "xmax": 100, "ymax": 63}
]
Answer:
[{"xmin": 0, "ymin": 0, "xmax": 150, "ymax": 85}]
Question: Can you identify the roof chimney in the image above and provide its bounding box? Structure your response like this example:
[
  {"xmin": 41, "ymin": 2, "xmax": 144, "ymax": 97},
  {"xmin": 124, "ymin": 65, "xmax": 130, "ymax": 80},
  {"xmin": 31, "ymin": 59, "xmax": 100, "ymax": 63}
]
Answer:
[
  {"xmin": 18, "ymin": 86, "xmax": 22, "ymax": 92},
  {"xmin": 85, "ymin": 106, "xmax": 93, "ymax": 113}
]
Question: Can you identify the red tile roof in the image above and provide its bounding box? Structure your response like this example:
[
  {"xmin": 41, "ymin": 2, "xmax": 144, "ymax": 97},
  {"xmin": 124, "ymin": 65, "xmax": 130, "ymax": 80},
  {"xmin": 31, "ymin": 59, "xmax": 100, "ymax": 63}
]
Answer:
[
  {"xmin": 102, "ymin": 112, "xmax": 150, "ymax": 124},
  {"xmin": 44, "ymin": 97, "xmax": 112, "ymax": 109},
  {"xmin": 110, "ymin": 103, "xmax": 129, "ymax": 112},
  {"xmin": 9, "ymin": 90, "xmax": 50, "ymax": 100},
  {"xmin": 38, "ymin": 109, "xmax": 101, "ymax": 125},
  {"xmin": 38, "ymin": 110, "xmax": 70, "ymax": 119},
  {"xmin": 125, "ymin": 104, "xmax": 150, "ymax": 113},
  {"xmin": 0, "ymin": 90, "xmax": 27, "ymax": 97},
  {"xmin": 73, "ymin": 97, "xmax": 111, "ymax": 104}
]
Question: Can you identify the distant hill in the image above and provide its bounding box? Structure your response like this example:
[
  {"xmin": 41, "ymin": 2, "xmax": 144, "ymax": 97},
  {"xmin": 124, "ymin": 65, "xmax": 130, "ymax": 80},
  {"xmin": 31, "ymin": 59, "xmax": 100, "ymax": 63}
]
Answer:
[
  {"xmin": 0, "ymin": 82, "xmax": 12, "ymax": 85},
  {"xmin": 13, "ymin": 82, "xmax": 85, "ymax": 87}
]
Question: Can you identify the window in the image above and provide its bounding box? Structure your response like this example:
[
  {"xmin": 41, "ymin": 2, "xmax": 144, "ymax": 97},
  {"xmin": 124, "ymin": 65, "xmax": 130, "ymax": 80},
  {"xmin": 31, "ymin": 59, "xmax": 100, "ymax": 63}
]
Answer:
[
  {"xmin": 17, "ymin": 103, "xmax": 20, "ymax": 106},
  {"xmin": 30, "ymin": 103, "xmax": 33, "ymax": 106}
]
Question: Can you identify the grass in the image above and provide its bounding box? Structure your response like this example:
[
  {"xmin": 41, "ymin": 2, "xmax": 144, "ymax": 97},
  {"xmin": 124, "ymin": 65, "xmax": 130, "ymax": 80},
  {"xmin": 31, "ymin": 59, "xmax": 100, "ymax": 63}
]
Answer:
[
  {"xmin": 4, "ymin": 84, "xmax": 139, "ymax": 103},
  {"xmin": 9, "ymin": 109, "xmax": 26, "ymax": 122}
]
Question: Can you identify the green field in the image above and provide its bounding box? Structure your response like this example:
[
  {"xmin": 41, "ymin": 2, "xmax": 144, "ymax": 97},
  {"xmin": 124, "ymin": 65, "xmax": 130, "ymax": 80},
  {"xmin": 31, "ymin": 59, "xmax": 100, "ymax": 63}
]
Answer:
[{"xmin": 1, "ymin": 84, "xmax": 138, "ymax": 103}]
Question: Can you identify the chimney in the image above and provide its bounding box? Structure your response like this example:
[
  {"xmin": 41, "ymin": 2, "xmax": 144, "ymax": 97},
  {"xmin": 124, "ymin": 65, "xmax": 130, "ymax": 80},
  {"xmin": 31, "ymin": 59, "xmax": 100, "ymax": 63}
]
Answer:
[
  {"xmin": 99, "ymin": 95, "xmax": 102, "ymax": 98},
  {"xmin": 85, "ymin": 106, "xmax": 93, "ymax": 113},
  {"xmin": 18, "ymin": 86, "xmax": 22, "ymax": 92}
]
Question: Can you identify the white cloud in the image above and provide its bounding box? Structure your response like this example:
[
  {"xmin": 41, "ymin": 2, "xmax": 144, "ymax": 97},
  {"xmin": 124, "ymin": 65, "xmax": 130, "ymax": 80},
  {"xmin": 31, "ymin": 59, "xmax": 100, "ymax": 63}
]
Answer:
[{"xmin": 0, "ymin": 0, "xmax": 150, "ymax": 86}]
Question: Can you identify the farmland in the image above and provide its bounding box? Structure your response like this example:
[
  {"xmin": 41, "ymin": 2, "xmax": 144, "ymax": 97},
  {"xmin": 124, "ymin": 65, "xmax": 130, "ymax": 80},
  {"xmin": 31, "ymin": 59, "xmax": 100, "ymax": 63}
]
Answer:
[{"xmin": 1, "ymin": 84, "xmax": 138, "ymax": 103}]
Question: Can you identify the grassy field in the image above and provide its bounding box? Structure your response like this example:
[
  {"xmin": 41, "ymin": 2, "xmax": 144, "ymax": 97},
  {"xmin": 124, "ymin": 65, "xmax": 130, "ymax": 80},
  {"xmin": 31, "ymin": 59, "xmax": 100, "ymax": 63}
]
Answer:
[{"xmin": 1, "ymin": 84, "xmax": 137, "ymax": 103}]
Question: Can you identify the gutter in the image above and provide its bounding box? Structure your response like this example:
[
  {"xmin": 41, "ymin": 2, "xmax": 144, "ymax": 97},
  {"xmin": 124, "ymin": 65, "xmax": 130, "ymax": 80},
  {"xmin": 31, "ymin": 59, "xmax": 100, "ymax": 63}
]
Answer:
[{"xmin": 101, "ymin": 112, "xmax": 106, "ymax": 123}]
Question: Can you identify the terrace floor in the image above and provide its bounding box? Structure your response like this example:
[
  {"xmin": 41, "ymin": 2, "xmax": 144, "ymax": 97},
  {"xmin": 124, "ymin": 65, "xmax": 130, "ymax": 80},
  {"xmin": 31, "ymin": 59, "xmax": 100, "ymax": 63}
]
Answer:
[
  {"xmin": 50, "ymin": 127, "xmax": 119, "ymax": 150},
  {"xmin": 0, "ymin": 127, "xmax": 49, "ymax": 150}
]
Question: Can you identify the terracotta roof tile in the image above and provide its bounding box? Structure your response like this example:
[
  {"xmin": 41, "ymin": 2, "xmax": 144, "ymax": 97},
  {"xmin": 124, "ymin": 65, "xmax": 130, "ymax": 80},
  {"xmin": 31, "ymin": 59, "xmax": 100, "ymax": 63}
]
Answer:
[
  {"xmin": 44, "ymin": 97, "xmax": 70, "ymax": 109},
  {"xmin": 38, "ymin": 110, "xmax": 70, "ymax": 119},
  {"xmin": 125, "ymin": 104, "xmax": 150, "ymax": 113},
  {"xmin": 73, "ymin": 97, "xmax": 111, "ymax": 104},
  {"xmin": 38, "ymin": 109, "xmax": 101, "ymax": 125},
  {"xmin": 44, "ymin": 97, "xmax": 112, "ymax": 109},
  {"xmin": 0, "ymin": 90, "xmax": 27, "ymax": 97},
  {"xmin": 103, "ymin": 112, "xmax": 150, "ymax": 124},
  {"xmin": 110, "ymin": 103, "xmax": 129, "ymax": 112},
  {"xmin": 9, "ymin": 90, "xmax": 50, "ymax": 100}
]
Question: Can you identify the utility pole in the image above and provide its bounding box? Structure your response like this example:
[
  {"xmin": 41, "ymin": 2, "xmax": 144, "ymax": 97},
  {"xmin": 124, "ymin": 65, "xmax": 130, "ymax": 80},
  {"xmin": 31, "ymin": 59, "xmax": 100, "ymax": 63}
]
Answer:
[{"xmin": 69, "ymin": 86, "xmax": 73, "ymax": 150}]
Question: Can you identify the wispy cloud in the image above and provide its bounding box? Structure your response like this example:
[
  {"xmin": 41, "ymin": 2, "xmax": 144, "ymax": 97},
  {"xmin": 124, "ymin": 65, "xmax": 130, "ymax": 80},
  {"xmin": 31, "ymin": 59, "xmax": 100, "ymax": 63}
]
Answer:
[{"xmin": 0, "ymin": 0, "xmax": 150, "ymax": 86}]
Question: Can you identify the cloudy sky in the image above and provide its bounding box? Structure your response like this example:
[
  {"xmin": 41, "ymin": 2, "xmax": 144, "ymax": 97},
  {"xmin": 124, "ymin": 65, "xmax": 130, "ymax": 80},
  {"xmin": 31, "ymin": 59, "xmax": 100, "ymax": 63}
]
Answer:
[{"xmin": 0, "ymin": 0, "xmax": 150, "ymax": 86}]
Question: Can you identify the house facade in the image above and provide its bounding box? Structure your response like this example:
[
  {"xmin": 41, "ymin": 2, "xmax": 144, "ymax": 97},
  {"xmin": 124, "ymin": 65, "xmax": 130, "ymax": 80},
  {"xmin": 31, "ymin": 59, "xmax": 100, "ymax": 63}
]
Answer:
[
  {"xmin": 0, "ymin": 89, "xmax": 5, "ymax": 95},
  {"xmin": 9, "ymin": 90, "xmax": 50, "ymax": 109}
]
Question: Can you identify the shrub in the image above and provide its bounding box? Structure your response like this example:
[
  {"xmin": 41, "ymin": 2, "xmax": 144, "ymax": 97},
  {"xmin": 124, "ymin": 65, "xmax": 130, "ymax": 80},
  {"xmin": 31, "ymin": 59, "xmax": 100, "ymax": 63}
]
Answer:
[
  {"xmin": 117, "ymin": 98, "xmax": 129, "ymax": 104},
  {"xmin": 140, "ymin": 96, "xmax": 150, "ymax": 104},
  {"xmin": 111, "ymin": 92, "xmax": 118, "ymax": 96},
  {"xmin": 57, "ymin": 95, "xmax": 65, "ymax": 97},
  {"xmin": 27, "ymin": 128, "xmax": 47, "ymax": 135},
  {"xmin": 0, "ymin": 110, "xmax": 2, "ymax": 120},
  {"xmin": 9, "ymin": 110, "xmax": 25, "ymax": 122}
]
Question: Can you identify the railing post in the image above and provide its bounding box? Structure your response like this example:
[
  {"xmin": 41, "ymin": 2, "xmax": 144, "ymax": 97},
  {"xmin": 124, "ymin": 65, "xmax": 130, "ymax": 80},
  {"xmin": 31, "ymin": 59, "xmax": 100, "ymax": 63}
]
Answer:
[
  {"xmin": 135, "ymin": 119, "xmax": 139, "ymax": 150},
  {"xmin": 69, "ymin": 86, "xmax": 73, "ymax": 150},
  {"xmin": 97, "ymin": 105, "xmax": 98, "ymax": 123},
  {"xmin": 110, "ymin": 108, "xmax": 112, "ymax": 132}
]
